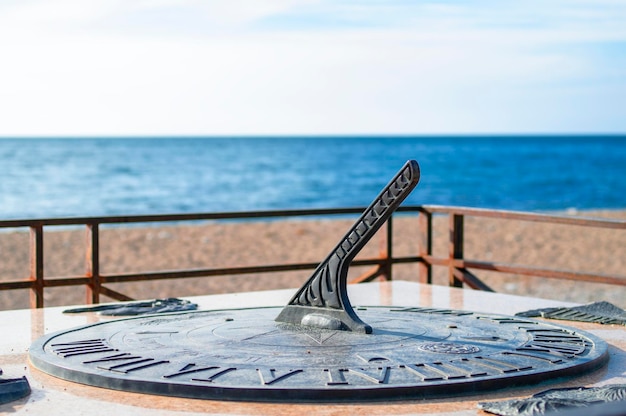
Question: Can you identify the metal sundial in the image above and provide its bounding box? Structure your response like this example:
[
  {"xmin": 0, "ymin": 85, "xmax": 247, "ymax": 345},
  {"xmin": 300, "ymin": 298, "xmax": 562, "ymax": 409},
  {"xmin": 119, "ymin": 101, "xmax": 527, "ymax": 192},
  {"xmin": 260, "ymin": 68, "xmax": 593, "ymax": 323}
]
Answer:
[{"xmin": 29, "ymin": 160, "xmax": 608, "ymax": 402}]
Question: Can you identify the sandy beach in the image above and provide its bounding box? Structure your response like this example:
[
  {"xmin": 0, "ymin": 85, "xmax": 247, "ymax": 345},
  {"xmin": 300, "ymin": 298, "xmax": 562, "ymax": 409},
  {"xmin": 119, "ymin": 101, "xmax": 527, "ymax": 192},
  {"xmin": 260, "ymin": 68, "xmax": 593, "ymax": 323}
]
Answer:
[{"xmin": 1, "ymin": 210, "xmax": 625, "ymax": 311}]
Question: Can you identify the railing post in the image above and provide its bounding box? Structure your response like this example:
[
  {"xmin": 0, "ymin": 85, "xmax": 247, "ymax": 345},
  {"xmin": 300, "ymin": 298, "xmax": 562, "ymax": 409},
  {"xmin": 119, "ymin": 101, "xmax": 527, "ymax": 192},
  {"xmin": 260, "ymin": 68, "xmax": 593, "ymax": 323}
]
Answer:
[
  {"xmin": 449, "ymin": 214, "xmax": 464, "ymax": 288},
  {"xmin": 29, "ymin": 225, "xmax": 44, "ymax": 308},
  {"xmin": 85, "ymin": 223, "xmax": 100, "ymax": 304},
  {"xmin": 418, "ymin": 210, "xmax": 432, "ymax": 284}
]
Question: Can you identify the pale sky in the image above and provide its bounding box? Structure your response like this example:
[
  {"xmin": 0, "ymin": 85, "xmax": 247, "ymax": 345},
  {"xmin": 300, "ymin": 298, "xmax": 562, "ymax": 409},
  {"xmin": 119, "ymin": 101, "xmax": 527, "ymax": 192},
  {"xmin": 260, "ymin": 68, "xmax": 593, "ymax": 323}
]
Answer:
[{"xmin": 1, "ymin": 0, "xmax": 625, "ymax": 136}]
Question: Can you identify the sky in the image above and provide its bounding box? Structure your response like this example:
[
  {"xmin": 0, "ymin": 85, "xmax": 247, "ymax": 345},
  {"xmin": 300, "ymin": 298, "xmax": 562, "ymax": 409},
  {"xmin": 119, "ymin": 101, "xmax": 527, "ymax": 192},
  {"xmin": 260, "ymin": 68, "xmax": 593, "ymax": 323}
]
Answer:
[{"xmin": 1, "ymin": 0, "xmax": 625, "ymax": 137}]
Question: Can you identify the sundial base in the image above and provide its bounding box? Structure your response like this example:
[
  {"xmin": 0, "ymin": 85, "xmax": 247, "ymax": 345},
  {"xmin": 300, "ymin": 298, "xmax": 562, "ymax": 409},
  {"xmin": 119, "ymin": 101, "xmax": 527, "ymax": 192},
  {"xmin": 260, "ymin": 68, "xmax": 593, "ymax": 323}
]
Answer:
[{"xmin": 29, "ymin": 305, "xmax": 608, "ymax": 402}]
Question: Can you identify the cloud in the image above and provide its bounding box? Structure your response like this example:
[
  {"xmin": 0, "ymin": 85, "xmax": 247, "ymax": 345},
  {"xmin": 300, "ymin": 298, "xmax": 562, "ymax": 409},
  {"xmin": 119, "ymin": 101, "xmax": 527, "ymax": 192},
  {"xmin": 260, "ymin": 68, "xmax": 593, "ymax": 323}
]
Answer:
[{"xmin": 1, "ymin": 0, "xmax": 625, "ymax": 135}]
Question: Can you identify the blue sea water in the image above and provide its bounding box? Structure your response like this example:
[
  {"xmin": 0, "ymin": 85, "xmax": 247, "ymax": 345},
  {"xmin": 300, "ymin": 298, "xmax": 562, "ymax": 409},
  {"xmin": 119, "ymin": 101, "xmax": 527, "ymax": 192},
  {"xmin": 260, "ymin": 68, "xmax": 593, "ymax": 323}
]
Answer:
[{"xmin": 0, "ymin": 137, "xmax": 624, "ymax": 220}]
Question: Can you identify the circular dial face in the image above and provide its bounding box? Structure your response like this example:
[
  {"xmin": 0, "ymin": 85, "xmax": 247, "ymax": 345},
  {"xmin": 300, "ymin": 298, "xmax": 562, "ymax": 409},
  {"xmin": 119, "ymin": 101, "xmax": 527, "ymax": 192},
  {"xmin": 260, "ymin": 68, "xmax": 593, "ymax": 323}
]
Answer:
[{"xmin": 30, "ymin": 306, "xmax": 608, "ymax": 402}]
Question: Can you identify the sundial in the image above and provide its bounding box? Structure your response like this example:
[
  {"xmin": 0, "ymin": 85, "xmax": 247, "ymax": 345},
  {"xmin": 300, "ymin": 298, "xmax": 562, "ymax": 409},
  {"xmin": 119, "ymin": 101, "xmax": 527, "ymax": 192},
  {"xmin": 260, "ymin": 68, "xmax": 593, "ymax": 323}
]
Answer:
[{"xmin": 29, "ymin": 160, "xmax": 608, "ymax": 402}]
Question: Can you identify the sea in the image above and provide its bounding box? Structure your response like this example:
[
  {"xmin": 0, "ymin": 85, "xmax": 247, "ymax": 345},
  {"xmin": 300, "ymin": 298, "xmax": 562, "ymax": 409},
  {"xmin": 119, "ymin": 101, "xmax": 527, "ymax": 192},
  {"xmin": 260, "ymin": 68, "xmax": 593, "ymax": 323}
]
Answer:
[{"xmin": 0, "ymin": 136, "xmax": 624, "ymax": 220}]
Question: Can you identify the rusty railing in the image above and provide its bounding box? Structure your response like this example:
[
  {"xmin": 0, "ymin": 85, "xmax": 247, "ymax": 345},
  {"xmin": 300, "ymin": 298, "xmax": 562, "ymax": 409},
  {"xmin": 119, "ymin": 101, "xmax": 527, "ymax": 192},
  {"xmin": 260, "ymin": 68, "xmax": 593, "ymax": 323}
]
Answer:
[
  {"xmin": 1, "ymin": 206, "xmax": 625, "ymax": 308},
  {"xmin": 416, "ymin": 205, "xmax": 626, "ymax": 291}
]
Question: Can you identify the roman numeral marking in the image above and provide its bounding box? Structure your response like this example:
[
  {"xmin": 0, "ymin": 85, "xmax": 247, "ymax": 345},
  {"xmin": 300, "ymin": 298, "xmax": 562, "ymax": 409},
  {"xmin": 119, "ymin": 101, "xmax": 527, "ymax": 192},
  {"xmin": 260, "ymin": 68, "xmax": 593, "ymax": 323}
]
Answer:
[
  {"xmin": 324, "ymin": 368, "xmax": 349, "ymax": 385},
  {"xmin": 503, "ymin": 351, "xmax": 564, "ymax": 364},
  {"xmin": 518, "ymin": 342, "xmax": 582, "ymax": 357},
  {"xmin": 402, "ymin": 364, "xmax": 444, "ymax": 381},
  {"xmin": 403, "ymin": 357, "xmax": 533, "ymax": 380},
  {"xmin": 164, "ymin": 364, "xmax": 236, "ymax": 382},
  {"xmin": 51, "ymin": 339, "xmax": 116, "ymax": 357},
  {"xmin": 348, "ymin": 367, "xmax": 390, "ymax": 384},
  {"xmin": 429, "ymin": 362, "xmax": 472, "ymax": 379},
  {"xmin": 518, "ymin": 329, "xmax": 587, "ymax": 357},
  {"xmin": 83, "ymin": 353, "xmax": 169, "ymax": 373},
  {"xmin": 257, "ymin": 368, "xmax": 303, "ymax": 385},
  {"xmin": 442, "ymin": 360, "xmax": 488, "ymax": 377},
  {"xmin": 472, "ymin": 356, "xmax": 532, "ymax": 373},
  {"xmin": 402, "ymin": 362, "xmax": 470, "ymax": 380}
]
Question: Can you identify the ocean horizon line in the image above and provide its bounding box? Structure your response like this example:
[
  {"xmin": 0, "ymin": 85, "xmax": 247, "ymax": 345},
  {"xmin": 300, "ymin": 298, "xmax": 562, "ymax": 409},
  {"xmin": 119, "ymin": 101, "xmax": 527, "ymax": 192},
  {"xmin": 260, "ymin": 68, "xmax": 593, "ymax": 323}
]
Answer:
[{"xmin": 1, "ymin": 133, "xmax": 625, "ymax": 140}]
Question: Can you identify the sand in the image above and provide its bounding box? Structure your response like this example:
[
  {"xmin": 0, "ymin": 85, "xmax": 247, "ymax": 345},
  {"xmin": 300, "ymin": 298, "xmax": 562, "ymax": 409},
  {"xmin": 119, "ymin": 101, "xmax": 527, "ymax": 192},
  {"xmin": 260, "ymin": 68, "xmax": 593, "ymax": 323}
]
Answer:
[{"xmin": 1, "ymin": 210, "xmax": 625, "ymax": 311}]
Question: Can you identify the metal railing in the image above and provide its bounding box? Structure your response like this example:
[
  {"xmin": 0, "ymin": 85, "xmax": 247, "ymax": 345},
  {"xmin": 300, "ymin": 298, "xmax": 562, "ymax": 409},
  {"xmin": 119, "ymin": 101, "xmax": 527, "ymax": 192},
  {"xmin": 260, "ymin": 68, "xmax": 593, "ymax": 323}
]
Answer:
[
  {"xmin": 416, "ymin": 205, "xmax": 626, "ymax": 290},
  {"xmin": 1, "ymin": 206, "xmax": 625, "ymax": 308}
]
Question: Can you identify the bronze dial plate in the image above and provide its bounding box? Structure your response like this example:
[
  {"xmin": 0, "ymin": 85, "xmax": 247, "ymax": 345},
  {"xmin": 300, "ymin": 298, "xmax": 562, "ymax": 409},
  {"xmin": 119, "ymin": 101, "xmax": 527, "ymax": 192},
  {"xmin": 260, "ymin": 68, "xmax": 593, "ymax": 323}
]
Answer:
[{"xmin": 30, "ymin": 305, "xmax": 608, "ymax": 402}]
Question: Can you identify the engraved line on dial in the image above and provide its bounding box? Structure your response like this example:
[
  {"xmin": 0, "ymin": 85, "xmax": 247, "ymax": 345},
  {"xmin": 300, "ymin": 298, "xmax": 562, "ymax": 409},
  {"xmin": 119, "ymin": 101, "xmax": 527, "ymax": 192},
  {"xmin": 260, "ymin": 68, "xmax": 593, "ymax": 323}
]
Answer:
[{"xmin": 51, "ymin": 339, "xmax": 117, "ymax": 357}]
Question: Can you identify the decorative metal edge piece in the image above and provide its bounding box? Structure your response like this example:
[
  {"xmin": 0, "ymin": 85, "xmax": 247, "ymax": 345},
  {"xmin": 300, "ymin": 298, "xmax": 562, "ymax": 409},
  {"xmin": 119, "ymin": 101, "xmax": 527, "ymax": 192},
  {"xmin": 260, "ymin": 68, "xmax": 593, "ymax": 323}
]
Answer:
[
  {"xmin": 63, "ymin": 298, "xmax": 198, "ymax": 316},
  {"xmin": 0, "ymin": 375, "xmax": 31, "ymax": 405},
  {"xmin": 275, "ymin": 160, "xmax": 420, "ymax": 333},
  {"xmin": 478, "ymin": 384, "xmax": 626, "ymax": 416},
  {"xmin": 516, "ymin": 301, "xmax": 626, "ymax": 326}
]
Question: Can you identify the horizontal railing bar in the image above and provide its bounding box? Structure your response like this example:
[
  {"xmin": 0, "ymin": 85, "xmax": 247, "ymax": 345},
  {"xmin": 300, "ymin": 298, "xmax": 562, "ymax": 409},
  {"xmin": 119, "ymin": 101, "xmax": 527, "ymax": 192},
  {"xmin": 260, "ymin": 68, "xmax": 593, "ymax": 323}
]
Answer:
[
  {"xmin": 0, "ymin": 278, "xmax": 96, "ymax": 290},
  {"xmin": 0, "ymin": 278, "xmax": 92, "ymax": 289},
  {"xmin": 0, "ymin": 281, "xmax": 34, "ymax": 290},
  {"xmin": 420, "ymin": 205, "xmax": 626, "ymax": 229},
  {"xmin": 422, "ymin": 255, "xmax": 626, "ymax": 286},
  {"xmin": 102, "ymin": 264, "xmax": 322, "ymax": 283},
  {"xmin": 43, "ymin": 277, "xmax": 93, "ymax": 287},
  {"xmin": 387, "ymin": 256, "xmax": 422, "ymax": 264},
  {"xmin": 457, "ymin": 259, "xmax": 626, "ymax": 286},
  {"xmin": 2, "ymin": 205, "xmax": 622, "ymax": 230},
  {"xmin": 0, "ymin": 256, "xmax": 421, "ymax": 290},
  {"xmin": 0, "ymin": 207, "xmax": 414, "ymax": 228},
  {"xmin": 100, "ymin": 258, "xmax": 396, "ymax": 284}
]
